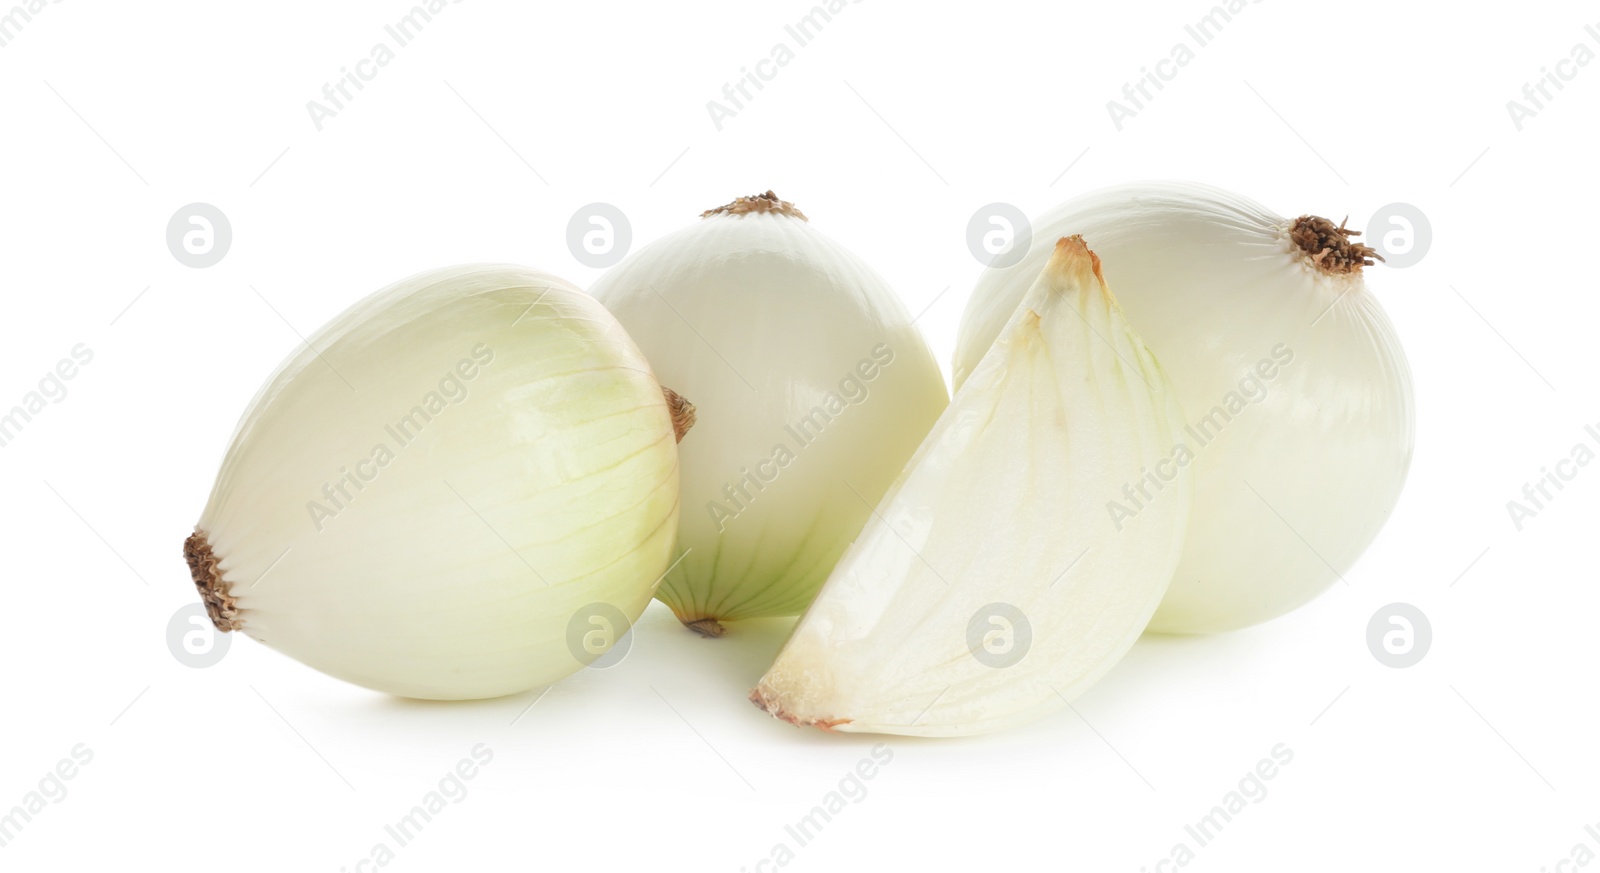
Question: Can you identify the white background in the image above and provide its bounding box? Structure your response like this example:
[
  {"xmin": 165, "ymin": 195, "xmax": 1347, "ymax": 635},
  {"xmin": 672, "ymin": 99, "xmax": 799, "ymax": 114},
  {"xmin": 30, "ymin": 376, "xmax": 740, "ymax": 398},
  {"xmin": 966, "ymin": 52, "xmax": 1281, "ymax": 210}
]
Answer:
[{"xmin": 2, "ymin": 0, "xmax": 1596, "ymax": 870}]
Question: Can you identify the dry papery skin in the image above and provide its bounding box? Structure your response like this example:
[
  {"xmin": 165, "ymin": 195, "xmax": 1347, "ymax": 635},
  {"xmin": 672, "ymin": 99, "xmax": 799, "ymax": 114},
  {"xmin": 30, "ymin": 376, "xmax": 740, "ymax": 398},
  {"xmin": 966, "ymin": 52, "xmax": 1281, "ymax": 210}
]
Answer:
[
  {"xmin": 184, "ymin": 531, "xmax": 241, "ymax": 632},
  {"xmin": 1290, "ymin": 215, "xmax": 1383, "ymax": 275},
  {"xmin": 700, "ymin": 190, "xmax": 808, "ymax": 221}
]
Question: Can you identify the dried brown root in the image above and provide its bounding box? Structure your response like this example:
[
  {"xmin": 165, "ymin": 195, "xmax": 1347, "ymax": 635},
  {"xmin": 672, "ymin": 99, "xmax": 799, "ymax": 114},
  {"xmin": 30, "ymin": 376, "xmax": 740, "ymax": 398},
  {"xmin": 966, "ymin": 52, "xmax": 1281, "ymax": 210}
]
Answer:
[
  {"xmin": 1290, "ymin": 214, "xmax": 1384, "ymax": 275},
  {"xmin": 663, "ymin": 387, "xmax": 696, "ymax": 443},
  {"xmin": 683, "ymin": 617, "xmax": 726, "ymax": 638},
  {"xmin": 184, "ymin": 530, "xmax": 242, "ymax": 632},
  {"xmin": 701, "ymin": 191, "xmax": 807, "ymax": 221}
]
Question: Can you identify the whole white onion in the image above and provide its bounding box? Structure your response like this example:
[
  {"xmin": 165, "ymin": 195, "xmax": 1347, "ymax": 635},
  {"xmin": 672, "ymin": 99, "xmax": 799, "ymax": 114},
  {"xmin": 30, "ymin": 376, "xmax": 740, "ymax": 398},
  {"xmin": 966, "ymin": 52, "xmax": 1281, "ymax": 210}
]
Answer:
[
  {"xmin": 954, "ymin": 182, "xmax": 1415, "ymax": 634},
  {"xmin": 591, "ymin": 192, "xmax": 948, "ymax": 635}
]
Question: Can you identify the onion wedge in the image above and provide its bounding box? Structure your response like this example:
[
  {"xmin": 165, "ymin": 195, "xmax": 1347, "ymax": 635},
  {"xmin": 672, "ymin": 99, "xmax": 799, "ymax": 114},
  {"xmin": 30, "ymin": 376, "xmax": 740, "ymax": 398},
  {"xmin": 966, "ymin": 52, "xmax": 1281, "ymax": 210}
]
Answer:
[{"xmin": 752, "ymin": 237, "xmax": 1191, "ymax": 736}]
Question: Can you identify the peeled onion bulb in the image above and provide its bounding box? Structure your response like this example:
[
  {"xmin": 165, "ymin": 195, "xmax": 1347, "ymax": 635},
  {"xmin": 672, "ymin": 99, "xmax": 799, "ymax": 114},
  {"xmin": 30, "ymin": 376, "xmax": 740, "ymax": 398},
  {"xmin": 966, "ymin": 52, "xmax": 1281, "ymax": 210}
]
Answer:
[
  {"xmin": 185, "ymin": 265, "xmax": 689, "ymax": 699},
  {"xmin": 590, "ymin": 192, "xmax": 948, "ymax": 635}
]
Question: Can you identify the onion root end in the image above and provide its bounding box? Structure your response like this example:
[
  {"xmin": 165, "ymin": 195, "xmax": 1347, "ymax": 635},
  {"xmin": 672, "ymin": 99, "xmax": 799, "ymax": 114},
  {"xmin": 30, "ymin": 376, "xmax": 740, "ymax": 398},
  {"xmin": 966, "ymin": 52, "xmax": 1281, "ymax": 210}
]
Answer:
[
  {"xmin": 682, "ymin": 617, "xmax": 727, "ymax": 638},
  {"xmin": 748, "ymin": 685, "xmax": 851, "ymax": 732},
  {"xmin": 184, "ymin": 530, "xmax": 242, "ymax": 632}
]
